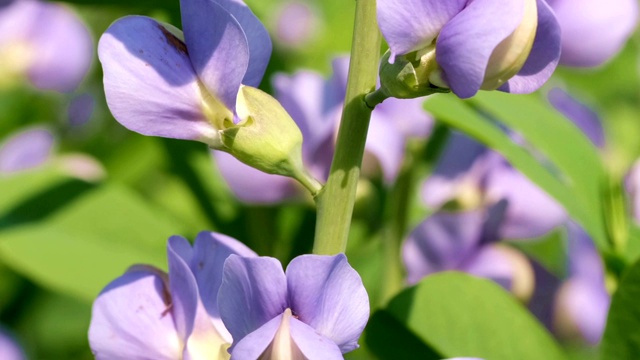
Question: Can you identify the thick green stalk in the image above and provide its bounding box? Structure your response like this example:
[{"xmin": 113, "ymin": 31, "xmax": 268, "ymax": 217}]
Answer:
[{"xmin": 312, "ymin": 0, "xmax": 382, "ymax": 255}]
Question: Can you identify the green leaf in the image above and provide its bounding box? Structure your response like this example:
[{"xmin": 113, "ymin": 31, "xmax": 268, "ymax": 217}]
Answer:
[
  {"xmin": 374, "ymin": 272, "xmax": 567, "ymax": 360},
  {"xmin": 0, "ymin": 184, "xmax": 180, "ymax": 301},
  {"xmin": 601, "ymin": 258, "xmax": 640, "ymax": 359},
  {"xmin": 424, "ymin": 93, "xmax": 607, "ymax": 250}
]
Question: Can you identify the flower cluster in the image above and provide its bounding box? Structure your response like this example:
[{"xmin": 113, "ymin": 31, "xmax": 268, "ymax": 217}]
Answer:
[{"xmin": 89, "ymin": 232, "xmax": 369, "ymax": 359}]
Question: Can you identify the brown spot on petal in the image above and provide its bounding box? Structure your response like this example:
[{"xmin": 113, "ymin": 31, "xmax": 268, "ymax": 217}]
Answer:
[{"xmin": 158, "ymin": 24, "xmax": 188, "ymax": 55}]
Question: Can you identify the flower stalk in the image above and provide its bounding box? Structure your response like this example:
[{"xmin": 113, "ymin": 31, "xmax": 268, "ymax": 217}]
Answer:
[{"xmin": 312, "ymin": 0, "xmax": 382, "ymax": 255}]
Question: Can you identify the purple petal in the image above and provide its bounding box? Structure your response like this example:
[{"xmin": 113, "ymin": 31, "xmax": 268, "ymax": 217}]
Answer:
[
  {"xmin": 549, "ymin": 0, "xmax": 638, "ymax": 67},
  {"xmin": 421, "ymin": 132, "xmax": 490, "ymax": 208},
  {"xmin": 167, "ymin": 236, "xmax": 201, "ymax": 342},
  {"xmin": 365, "ymin": 112, "xmax": 406, "ymax": 183},
  {"xmin": 566, "ymin": 222, "xmax": 605, "ymax": 282},
  {"xmin": 185, "ymin": 231, "xmax": 257, "ymax": 339},
  {"xmin": 230, "ymin": 313, "xmax": 282, "ymax": 359},
  {"xmin": 211, "ymin": 0, "xmax": 272, "ymax": 87},
  {"xmin": 437, "ymin": 0, "xmax": 524, "ymax": 98},
  {"xmin": 274, "ymin": 1, "xmax": 320, "ymax": 48},
  {"xmin": 527, "ymin": 260, "xmax": 562, "ymax": 331},
  {"xmin": 486, "ymin": 165, "xmax": 566, "ymax": 239},
  {"xmin": 554, "ymin": 278, "xmax": 610, "ymax": 344},
  {"xmin": 375, "ymin": 97, "xmax": 433, "ymax": 139},
  {"xmin": 499, "ymin": 0, "xmax": 561, "ymax": 94},
  {"xmin": 25, "ymin": 1, "xmax": 93, "ymax": 92},
  {"xmin": 218, "ymin": 255, "xmax": 288, "ymax": 348},
  {"xmin": 403, "ymin": 210, "xmax": 486, "ymax": 284},
  {"xmin": 98, "ymin": 16, "xmax": 215, "ymax": 142},
  {"xmin": 272, "ymin": 71, "xmax": 337, "ymax": 156},
  {"xmin": 0, "ymin": 127, "xmax": 54, "ymax": 174},
  {"xmin": 547, "ymin": 88, "xmax": 605, "ymax": 148},
  {"xmin": 462, "ymin": 244, "xmax": 534, "ymax": 300},
  {"xmin": 180, "ymin": 0, "xmax": 249, "ymax": 109},
  {"xmin": 89, "ymin": 266, "xmax": 182, "ymax": 359},
  {"xmin": 213, "ymin": 151, "xmax": 299, "ymax": 204},
  {"xmin": 377, "ymin": 0, "xmax": 467, "ymax": 62},
  {"xmin": 68, "ymin": 93, "xmax": 96, "ymax": 126},
  {"xmin": 286, "ymin": 254, "xmax": 369, "ymax": 353},
  {"xmin": 0, "ymin": 327, "xmax": 25, "ymax": 360},
  {"xmin": 626, "ymin": 160, "xmax": 640, "ymax": 223},
  {"xmin": 290, "ymin": 317, "xmax": 344, "ymax": 359}
]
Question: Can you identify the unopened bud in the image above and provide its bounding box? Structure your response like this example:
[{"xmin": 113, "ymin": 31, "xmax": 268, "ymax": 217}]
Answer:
[{"xmin": 378, "ymin": 50, "xmax": 449, "ymax": 100}]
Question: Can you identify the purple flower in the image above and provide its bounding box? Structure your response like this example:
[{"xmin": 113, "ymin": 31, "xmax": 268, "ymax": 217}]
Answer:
[
  {"xmin": 98, "ymin": 0, "xmax": 271, "ymax": 147},
  {"xmin": 546, "ymin": 0, "xmax": 639, "ymax": 67},
  {"xmin": 403, "ymin": 132, "xmax": 569, "ymax": 297},
  {"xmin": 214, "ymin": 56, "xmax": 432, "ymax": 203},
  {"xmin": 422, "ymin": 132, "xmax": 567, "ymax": 240},
  {"xmin": 218, "ymin": 253, "xmax": 369, "ymax": 359},
  {"xmin": 377, "ymin": 0, "xmax": 561, "ymax": 98},
  {"xmin": 89, "ymin": 232, "xmax": 257, "ymax": 359},
  {"xmin": 0, "ymin": 0, "xmax": 92, "ymax": 92},
  {"xmin": 0, "ymin": 127, "xmax": 54, "ymax": 174},
  {"xmin": 553, "ymin": 223, "xmax": 610, "ymax": 344},
  {"xmin": 272, "ymin": 1, "xmax": 320, "ymax": 49}
]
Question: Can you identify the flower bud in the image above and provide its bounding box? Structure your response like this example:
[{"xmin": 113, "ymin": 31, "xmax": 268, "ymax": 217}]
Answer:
[
  {"xmin": 220, "ymin": 86, "xmax": 321, "ymax": 194},
  {"xmin": 378, "ymin": 49, "xmax": 449, "ymax": 100}
]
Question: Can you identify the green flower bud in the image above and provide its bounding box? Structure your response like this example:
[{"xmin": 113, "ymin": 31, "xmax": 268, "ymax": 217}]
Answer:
[
  {"xmin": 220, "ymin": 85, "xmax": 321, "ymax": 195},
  {"xmin": 377, "ymin": 49, "xmax": 450, "ymax": 101}
]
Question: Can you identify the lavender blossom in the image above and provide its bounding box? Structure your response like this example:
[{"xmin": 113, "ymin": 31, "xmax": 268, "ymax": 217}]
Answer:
[
  {"xmin": 218, "ymin": 254, "xmax": 369, "ymax": 359},
  {"xmin": 546, "ymin": 0, "xmax": 639, "ymax": 67},
  {"xmin": 98, "ymin": 0, "xmax": 270, "ymax": 147},
  {"xmin": 89, "ymin": 232, "xmax": 257, "ymax": 359},
  {"xmin": 403, "ymin": 132, "xmax": 569, "ymax": 298},
  {"xmin": 0, "ymin": 0, "xmax": 92, "ymax": 92},
  {"xmin": 272, "ymin": 1, "xmax": 320, "ymax": 49},
  {"xmin": 553, "ymin": 223, "xmax": 610, "ymax": 344},
  {"xmin": 214, "ymin": 56, "xmax": 432, "ymax": 203},
  {"xmin": 377, "ymin": 0, "xmax": 561, "ymax": 98}
]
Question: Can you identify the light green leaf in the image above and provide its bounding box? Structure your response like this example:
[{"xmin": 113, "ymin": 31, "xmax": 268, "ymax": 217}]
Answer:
[
  {"xmin": 0, "ymin": 185, "xmax": 180, "ymax": 301},
  {"xmin": 601, "ymin": 258, "xmax": 640, "ymax": 359},
  {"xmin": 380, "ymin": 272, "xmax": 567, "ymax": 360}
]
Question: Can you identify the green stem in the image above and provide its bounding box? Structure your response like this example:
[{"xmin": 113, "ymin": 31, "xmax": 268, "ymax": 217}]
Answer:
[{"xmin": 312, "ymin": 0, "xmax": 382, "ymax": 255}]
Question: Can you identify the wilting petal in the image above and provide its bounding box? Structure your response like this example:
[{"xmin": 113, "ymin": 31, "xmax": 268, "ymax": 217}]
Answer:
[
  {"xmin": 377, "ymin": 0, "xmax": 467, "ymax": 62},
  {"xmin": 549, "ymin": 0, "xmax": 638, "ymax": 67},
  {"xmin": 0, "ymin": 127, "xmax": 54, "ymax": 173},
  {"xmin": 437, "ymin": 0, "xmax": 524, "ymax": 98},
  {"xmin": 98, "ymin": 16, "xmax": 215, "ymax": 142},
  {"xmin": 286, "ymin": 254, "xmax": 369, "ymax": 353},
  {"xmin": 180, "ymin": 0, "xmax": 249, "ymax": 110},
  {"xmin": 211, "ymin": 0, "xmax": 272, "ymax": 87},
  {"xmin": 403, "ymin": 210, "xmax": 486, "ymax": 284},
  {"xmin": 89, "ymin": 267, "xmax": 182, "ymax": 360},
  {"xmin": 214, "ymin": 151, "xmax": 298, "ymax": 203},
  {"xmin": 499, "ymin": 0, "xmax": 561, "ymax": 94},
  {"xmin": 289, "ymin": 317, "xmax": 343, "ymax": 359},
  {"xmin": 547, "ymin": 88, "xmax": 605, "ymax": 148},
  {"xmin": 486, "ymin": 165, "xmax": 566, "ymax": 239},
  {"xmin": 219, "ymin": 255, "xmax": 288, "ymax": 348},
  {"xmin": 26, "ymin": 1, "xmax": 93, "ymax": 92}
]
